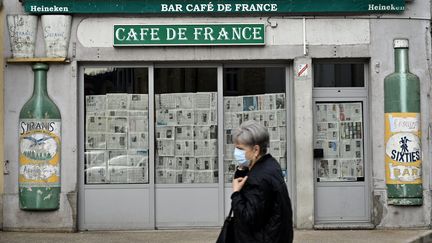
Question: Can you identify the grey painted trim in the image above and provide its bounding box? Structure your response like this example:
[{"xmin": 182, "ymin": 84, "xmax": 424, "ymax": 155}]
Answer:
[
  {"xmin": 77, "ymin": 63, "xmax": 85, "ymax": 230},
  {"xmin": 217, "ymin": 65, "xmax": 225, "ymax": 224},
  {"xmin": 286, "ymin": 64, "xmax": 296, "ymax": 226},
  {"xmin": 148, "ymin": 64, "xmax": 156, "ymax": 228}
]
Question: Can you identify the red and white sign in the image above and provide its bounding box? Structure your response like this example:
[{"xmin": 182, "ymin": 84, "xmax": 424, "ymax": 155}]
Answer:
[{"xmin": 297, "ymin": 64, "xmax": 309, "ymax": 77}]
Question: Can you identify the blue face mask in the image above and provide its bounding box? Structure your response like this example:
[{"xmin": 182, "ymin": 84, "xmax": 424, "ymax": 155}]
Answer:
[{"xmin": 234, "ymin": 147, "xmax": 250, "ymax": 167}]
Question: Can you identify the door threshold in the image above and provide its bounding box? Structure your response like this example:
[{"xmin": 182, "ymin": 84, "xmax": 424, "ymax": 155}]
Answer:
[{"xmin": 314, "ymin": 223, "xmax": 375, "ymax": 230}]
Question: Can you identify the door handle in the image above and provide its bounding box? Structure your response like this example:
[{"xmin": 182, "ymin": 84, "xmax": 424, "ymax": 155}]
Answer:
[{"xmin": 313, "ymin": 149, "xmax": 324, "ymax": 159}]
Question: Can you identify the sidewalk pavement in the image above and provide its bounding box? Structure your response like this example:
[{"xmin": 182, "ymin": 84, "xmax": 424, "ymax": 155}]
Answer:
[{"xmin": 0, "ymin": 229, "xmax": 431, "ymax": 243}]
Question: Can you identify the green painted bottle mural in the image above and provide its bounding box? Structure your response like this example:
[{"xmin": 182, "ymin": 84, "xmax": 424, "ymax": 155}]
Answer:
[
  {"xmin": 384, "ymin": 39, "xmax": 422, "ymax": 206},
  {"xmin": 19, "ymin": 63, "xmax": 61, "ymax": 210}
]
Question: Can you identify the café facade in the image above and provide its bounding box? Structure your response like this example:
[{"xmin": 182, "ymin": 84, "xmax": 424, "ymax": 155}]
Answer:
[{"xmin": 2, "ymin": 0, "xmax": 432, "ymax": 231}]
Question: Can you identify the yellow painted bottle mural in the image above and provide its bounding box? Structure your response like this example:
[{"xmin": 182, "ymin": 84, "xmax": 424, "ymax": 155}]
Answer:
[{"xmin": 19, "ymin": 63, "xmax": 61, "ymax": 210}]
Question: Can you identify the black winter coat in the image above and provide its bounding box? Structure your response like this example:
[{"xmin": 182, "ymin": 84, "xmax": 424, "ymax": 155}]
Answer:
[{"xmin": 231, "ymin": 154, "xmax": 293, "ymax": 243}]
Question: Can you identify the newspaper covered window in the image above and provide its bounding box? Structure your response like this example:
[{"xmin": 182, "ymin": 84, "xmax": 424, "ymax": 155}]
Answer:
[
  {"xmin": 223, "ymin": 67, "xmax": 287, "ymax": 183},
  {"xmin": 84, "ymin": 68, "xmax": 149, "ymax": 184},
  {"xmin": 155, "ymin": 68, "xmax": 218, "ymax": 184},
  {"xmin": 314, "ymin": 102, "xmax": 364, "ymax": 182}
]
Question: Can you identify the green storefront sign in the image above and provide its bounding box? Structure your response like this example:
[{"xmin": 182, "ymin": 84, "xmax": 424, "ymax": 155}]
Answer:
[
  {"xmin": 114, "ymin": 24, "xmax": 265, "ymax": 46},
  {"xmin": 24, "ymin": 0, "xmax": 404, "ymax": 14}
]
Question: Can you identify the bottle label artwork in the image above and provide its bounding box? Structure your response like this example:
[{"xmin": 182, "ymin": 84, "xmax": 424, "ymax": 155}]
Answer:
[
  {"xmin": 19, "ymin": 119, "xmax": 61, "ymax": 187},
  {"xmin": 385, "ymin": 113, "xmax": 421, "ymax": 184}
]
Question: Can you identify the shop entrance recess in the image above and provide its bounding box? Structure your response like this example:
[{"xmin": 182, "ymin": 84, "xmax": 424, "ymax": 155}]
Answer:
[
  {"xmin": 312, "ymin": 60, "xmax": 371, "ymax": 225},
  {"xmin": 78, "ymin": 63, "xmax": 293, "ymax": 230}
]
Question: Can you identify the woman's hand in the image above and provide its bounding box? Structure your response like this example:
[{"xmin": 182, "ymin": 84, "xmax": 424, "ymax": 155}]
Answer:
[{"xmin": 232, "ymin": 176, "xmax": 248, "ymax": 192}]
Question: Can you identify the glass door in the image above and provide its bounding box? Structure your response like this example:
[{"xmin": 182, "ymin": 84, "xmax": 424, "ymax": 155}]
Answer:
[
  {"xmin": 312, "ymin": 61, "xmax": 370, "ymax": 224},
  {"xmin": 80, "ymin": 66, "xmax": 152, "ymax": 230},
  {"xmin": 154, "ymin": 66, "xmax": 220, "ymax": 227},
  {"xmin": 222, "ymin": 66, "xmax": 289, "ymax": 213}
]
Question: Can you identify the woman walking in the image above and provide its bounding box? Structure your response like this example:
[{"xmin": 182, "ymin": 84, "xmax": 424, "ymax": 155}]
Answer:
[{"xmin": 230, "ymin": 120, "xmax": 293, "ymax": 243}]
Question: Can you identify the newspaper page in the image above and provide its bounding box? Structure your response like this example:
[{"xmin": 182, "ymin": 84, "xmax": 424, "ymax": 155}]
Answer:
[
  {"xmin": 355, "ymin": 159, "xmax": 364, "ymax": 177},
  {"xmin": 210, "ymin": 110, "xmax": 217, "ymax": 125},
  {"xmin": 183, "ymin": 169, "xmax": 195, "ymax": 183},
  {"xmin": 340, "ymin": 159, "xmax": 356, "ymax": 181},
  {"xmin": 224, "ymin": 129, "xmax": 233, "ymax": 145},
  {"xmin": 85, "ymin": 150, "xmax": 107, "ymax": 183},
  {"xmin": 224, "ymin": 112, "xmax": 233, "ymax": 129},
  {"xmin": 194, "ymin": 170, "xmax": 214, "ymax": 183},
  {"xmin": 279, "ymin": 126, "xmax": 287, "ymax": 141},
  {"xmin": 195, "ymin": 93, "xmax": 211, "ymax": 109},
  {"xmin": 107, "ymin": 150, "xmax": 128, "ymax": 183},
  {"xmin": 175, "ymin": 140, "xmax": 194, "ymax": 156},
  {"xmin": 277, "ymin": 110, "xmax": 286, "ymax": 127},
  {"xmin": 107, "ymin": 117, "xmax": 128, "ymax": 133},
  {"xmin": 175, "ymin": 126, "xmax": 194, "ymax": 140},
  {"xmin": 127, "ymin": 150, "xmax": 148, "ymax": 183},
  {"xmin": 160, "ymin": 94, "xmax": 176, "ymax": 109},
  {"xmin": 224, "ymin": 97, "xmax": 243, "ymax": 113},
  {"xmin": 224, "ymin": 145, "xmax": 234, "ymax": 160},
  {"xmin": 326, "ymin": 140, "xmax": 339, "ymax": 158},
  {"xmin": 107, "ymin": 93, "xmax": 129, "ymax": 110},
  {"xmin": 340, "ymin": 122, "xmax": 362, "ymax": 139},
  {"xmin": 156, "ymin": 109, "xmax": 177, "ymax": 126},
  {"xmin": 106, "ymin": 133, "xmax": 127, "ymax": 150},
  {"xmin": 128, "ymin": 132, "xmax": 148, "ymax": 150},
  {"xmin": 243, "ymin": 96, "xmax": 258, "ymax": 111},
  {"xmin": 269, "ymin": 141, "xmax": 281, "ymax": 157},
  {"xmin": 156, "ymin": 169, "xmax": 167, "ymax": 184},
  {"xmin": 156, "ymin": 156, "xmax": 176, "ymax": 170},
  {"xmin": 194, "ymin": 140, "xmax": 217, "ymax": 157},
  {"xmin": 177, "ymin": 110, "xmax": 194, "ymax": 125},
  {"xmin": 275, "ymin": 94, "xmax": 285, "ymax": 109},
  {"xmin": 86, "ymin": 95, "xmax": 106, "ymax": 113},
  {"xmin": 317, "ymin": 159, "xmax": 330, "ymax": 179},
  {"xmin": 165, "ymin": 170, "xmax": 177, "ymax": 184},
  {"xmin": 86, "ymin": 133, "xmax": 106, "ymax": 150},
  {"xmin": 195, "ymin": 126, "xmax": 211, "ymax": 140},
  {"xmin": 327, "ymin": 159, "xmax": 340, "ymax": 181},
  {"xmin": 86, "ymin": 116, "xmax": 107, "ymax": 133},
  {"xmin": 156, "ymin": 139, "xmax": 175, "ymax": 156},
  {"xmin": 242, "ymin": 112, "xmax": 252, "ymax": 122},
  {"xmin": 280, "ymin": 141, "xmax": 287, "ymax": 158},
  {"xmin": 156, "ymin": 126, "xmax": 175, "ymax": 139},
  {"xmin": 340, "ymin": 103, "xmax": 362, "ymax": 122},
  {"xmin": 129, "ymin": 94, "xmax": 148, "ymax": 110},
  {"xmin": 195, "ymin": 110, "xmax": 211, "ymax": 125},
  {"xmin": 264, "ymin": 111, "xmax": 277, "ymax": 127},
  {"xmin": 262, "ymin": 94, "xmax": 276, "ymax": 110},
  {"xmin": 129, "ymin": 116, "xmax": 148, "ymax": 133},
  {"xmin": 183, "ymin": 157, "xmax": 196, "ymax": 170},
  {"xmin": 176, "ymin": 93, "xmax": 194, "ymax": 109}
]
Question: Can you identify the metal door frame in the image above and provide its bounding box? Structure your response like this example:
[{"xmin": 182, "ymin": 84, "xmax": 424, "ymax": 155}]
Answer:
[
  {"xmin": 221, "ymin": 63, "xmax": 294, "ymax": 219},
  {"xmin": 312, "ymin": 61, "xmax": 372, "ymax": 224},
  {"xmin": 78, "ymin": 63, "xmax": 155, "ymax": 230}
]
